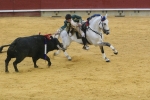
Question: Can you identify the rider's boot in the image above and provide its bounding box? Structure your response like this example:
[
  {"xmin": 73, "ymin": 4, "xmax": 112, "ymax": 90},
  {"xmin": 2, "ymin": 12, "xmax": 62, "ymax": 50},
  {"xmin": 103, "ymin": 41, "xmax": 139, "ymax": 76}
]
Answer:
[{"xmin": 82, "ymin": 37, "xmax": 89, "ymax": 50}]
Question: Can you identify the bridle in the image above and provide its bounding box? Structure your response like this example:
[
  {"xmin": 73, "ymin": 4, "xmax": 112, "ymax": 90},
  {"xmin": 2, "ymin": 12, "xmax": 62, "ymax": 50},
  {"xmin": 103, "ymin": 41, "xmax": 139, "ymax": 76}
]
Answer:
[
  {"xmin": 88, "ymin": 27, "xmax": 102, "ymax": 38},
  {"xmin": 87, "ymin": 16, "xmax": 109, "ymax": 36},
  {"xmin": 99, "ymin": 16, "xmax": 110, "ymax": 34}
]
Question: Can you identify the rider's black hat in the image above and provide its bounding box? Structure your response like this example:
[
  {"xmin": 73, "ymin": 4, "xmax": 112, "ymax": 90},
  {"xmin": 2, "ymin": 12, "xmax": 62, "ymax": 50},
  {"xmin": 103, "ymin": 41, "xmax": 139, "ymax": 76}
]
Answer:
[{"xmin": 65, "ymin": 14, "xmax": 71, "ymax": 20}]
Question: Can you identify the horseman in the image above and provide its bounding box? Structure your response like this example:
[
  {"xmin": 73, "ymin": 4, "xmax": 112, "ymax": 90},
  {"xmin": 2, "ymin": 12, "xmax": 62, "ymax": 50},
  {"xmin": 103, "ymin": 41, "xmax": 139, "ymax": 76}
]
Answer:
[{"xmin": 56, "ymin": 14, "xmax": 89, "ymax": 50}]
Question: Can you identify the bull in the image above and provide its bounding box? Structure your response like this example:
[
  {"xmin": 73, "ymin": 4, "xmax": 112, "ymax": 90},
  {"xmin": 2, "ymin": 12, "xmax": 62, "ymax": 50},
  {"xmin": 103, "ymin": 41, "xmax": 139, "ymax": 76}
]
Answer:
[{"xmin": 5, "ymin": 34, "xmax": 65, "ymax": 72}]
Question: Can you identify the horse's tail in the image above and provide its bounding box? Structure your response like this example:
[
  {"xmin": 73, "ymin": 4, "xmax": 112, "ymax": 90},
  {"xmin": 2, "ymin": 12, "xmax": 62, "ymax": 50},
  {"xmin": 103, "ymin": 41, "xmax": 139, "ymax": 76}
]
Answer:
[{"xmin": 0, "ymin": 44, "xmax": 11, "ymax": 53}]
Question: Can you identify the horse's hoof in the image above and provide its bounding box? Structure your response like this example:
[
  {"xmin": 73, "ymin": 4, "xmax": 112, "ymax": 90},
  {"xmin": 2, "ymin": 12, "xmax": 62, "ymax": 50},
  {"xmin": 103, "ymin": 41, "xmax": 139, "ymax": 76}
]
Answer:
[
  {"xmin": 34, "ymin": 66, "xmax": 38, "ymax": 68},
  {"xmin": 66, "ymin": 56, "xmax": 72, "ymax": 61},
  {"xmin": 68, "ymin": 59, "xmax": 72, "ymax": 61},
  {"xmin": 105, "ymin": 58, "xmax": 110, "ymax": 62},
  {"xmin": 106, "ymin": 60, "xmax": 110, "ymax": 62},
  {"xmin": 114, "ymin": 52, "xmax": 118, "ymax": 55}
]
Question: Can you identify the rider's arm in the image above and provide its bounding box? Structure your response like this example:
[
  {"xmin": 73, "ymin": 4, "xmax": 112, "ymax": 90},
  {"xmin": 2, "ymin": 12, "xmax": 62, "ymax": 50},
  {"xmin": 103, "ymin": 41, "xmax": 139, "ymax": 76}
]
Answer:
[
  {"xmin": 72, "ymin": 15, "xmax": 82, "ymax": 22},
  {"xmin": 72, "ymin": 15, "xmax": 82, "ymax": 20},
  {"xmin": 70, "ymin": 19, "xmax": 79, "ymax": 27},
  {"xmin": 60, "ymin": 21, "xmax": 67, "ymax": 30}
]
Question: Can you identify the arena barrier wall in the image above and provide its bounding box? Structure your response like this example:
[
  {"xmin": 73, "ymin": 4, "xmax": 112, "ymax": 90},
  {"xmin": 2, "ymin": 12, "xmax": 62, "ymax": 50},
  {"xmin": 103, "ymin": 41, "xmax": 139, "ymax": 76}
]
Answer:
[{"xmin": 0, "ymin": 0, "xmax": 150, "ymax": 17}]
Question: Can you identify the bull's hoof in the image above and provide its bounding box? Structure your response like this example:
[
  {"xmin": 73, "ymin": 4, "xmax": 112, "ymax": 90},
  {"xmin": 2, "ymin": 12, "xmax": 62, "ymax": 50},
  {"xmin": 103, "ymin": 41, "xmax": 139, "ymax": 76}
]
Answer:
[
  {"xmin": 48, "ymin": 65, "xmax": 51, "ymax": 68},
  {"xmin": 48, "ymin": 63, "xmax": 51, "ymax": 67},
  {"xmin": 34, "ymin": 65, "xmax": 38, "ymax": 68},
  {"xmin": 15, "ymin": 70, "xmax": 19, "ymax": 72},
  {"xmin": 5, "ymin": 71, "xmax": 9, "ymax": 73}
]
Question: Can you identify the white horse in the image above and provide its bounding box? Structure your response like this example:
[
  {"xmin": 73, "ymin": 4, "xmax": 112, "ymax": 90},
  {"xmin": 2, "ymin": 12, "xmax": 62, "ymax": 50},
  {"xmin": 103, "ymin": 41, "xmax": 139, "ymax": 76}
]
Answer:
[{"xmin": 54, "ymin": 14, "xmax": 118, "ymax": 62}]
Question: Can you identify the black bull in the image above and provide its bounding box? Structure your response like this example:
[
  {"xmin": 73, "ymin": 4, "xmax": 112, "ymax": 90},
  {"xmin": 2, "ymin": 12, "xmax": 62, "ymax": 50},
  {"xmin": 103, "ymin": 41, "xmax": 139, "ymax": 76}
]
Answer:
[{"xmin": 4, "ymin": 35, "xmax": 65, "ymax": 72}]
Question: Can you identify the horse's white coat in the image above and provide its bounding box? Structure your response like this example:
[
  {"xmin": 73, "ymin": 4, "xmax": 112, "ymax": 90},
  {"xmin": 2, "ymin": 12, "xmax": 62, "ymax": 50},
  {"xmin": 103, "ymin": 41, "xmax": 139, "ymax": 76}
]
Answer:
[{"xmin": 54, "ymin": 14, "xmax": 118, "ymax": 62}]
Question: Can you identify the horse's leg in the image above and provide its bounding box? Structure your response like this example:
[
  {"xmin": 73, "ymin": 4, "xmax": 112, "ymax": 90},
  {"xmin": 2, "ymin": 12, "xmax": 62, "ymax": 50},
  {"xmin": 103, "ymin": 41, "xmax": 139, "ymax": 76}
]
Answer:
[
  {"xmin": 54, "ymin": 50, "xmax": 61, "ymax": 56},
  {"xmin": 61, "ymin": 37, "xmax": 72, "ymax": 60},
  {"xmin": 98, "ymin": 42, "xmax": 118, "ymax": 62},
  {"xmin": 63, "ymin": 50, "xmax": 72, "ymax": 61},
  {"xmin": 53, "ymin": 34, "xmax": 72, "ymax": 61},
  {"xmin": 54, "ymin": 49, "xmax": 72, "ymax": 60},
  {"xmin": 99, "ymin": 46, "xmax": 110, "ymax": 62},
  {"xmin": 98, "ymin": 42, "xmax": 118, "ymax": 54}
]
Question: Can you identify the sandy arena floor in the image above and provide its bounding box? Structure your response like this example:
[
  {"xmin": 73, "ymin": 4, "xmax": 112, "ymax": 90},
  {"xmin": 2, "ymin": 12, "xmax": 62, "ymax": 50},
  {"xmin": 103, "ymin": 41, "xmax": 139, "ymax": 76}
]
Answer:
[{"xmin": 0, "ymin": 16, "xmax": 150, "ymax": 100}]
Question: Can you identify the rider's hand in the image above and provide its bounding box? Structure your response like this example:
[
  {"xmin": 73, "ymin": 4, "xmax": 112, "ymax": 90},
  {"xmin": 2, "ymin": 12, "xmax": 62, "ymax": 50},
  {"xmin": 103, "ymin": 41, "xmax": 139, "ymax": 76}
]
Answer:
[
  {"xmin": 57, "ymin": 29, "xmax": 61, "ymax": 34},
  {"xmin": 78, "ymin": 23, "xmax": 82, "ymax": 27}
]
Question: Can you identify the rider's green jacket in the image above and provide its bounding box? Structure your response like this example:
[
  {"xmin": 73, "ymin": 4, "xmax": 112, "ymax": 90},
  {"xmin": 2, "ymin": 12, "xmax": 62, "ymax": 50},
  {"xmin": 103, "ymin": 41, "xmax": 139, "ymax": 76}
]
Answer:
[{"xmin": 60, "ymin": 15, "xmax": 82, "ymax": 31}]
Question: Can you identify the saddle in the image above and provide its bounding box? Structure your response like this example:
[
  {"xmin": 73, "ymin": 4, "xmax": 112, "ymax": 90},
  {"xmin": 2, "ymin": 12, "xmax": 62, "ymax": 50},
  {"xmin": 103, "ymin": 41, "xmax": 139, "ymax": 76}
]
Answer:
[
  {"xmin": 69, "ymin": 22, "xmax": 87, "ymax": 39},
  {"xmin": 70, "ymin": 29, "xmax": 82, "ymax": 39}
]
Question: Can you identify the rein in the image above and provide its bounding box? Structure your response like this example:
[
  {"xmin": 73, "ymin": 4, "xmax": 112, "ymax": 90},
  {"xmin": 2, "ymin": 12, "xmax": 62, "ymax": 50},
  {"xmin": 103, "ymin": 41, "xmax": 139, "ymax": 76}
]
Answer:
[
  {"xmin": 87, "ymin": 27, "xmax": 102, "ymax": 38},
  {"xmin": 100, "ymin": 16, "xmax": 109, "ymax": 33},
  {"xmin": 86, "ymin": 15, "xmax": 107, "ymax": 37}
]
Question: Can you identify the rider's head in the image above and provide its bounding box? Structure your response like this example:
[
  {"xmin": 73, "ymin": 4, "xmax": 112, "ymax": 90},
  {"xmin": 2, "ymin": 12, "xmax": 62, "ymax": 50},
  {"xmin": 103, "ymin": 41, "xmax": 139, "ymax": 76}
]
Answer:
[{"xmin": 65, "ymin": 14, "xmax": 71, "ymax": 22}]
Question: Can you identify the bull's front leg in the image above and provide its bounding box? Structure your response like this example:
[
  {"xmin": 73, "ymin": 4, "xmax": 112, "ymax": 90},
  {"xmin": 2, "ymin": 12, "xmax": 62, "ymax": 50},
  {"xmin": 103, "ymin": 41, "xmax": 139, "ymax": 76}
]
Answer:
[{"xmin": 43, "ymin": 55, "xmax": 51, "ymax": 67}]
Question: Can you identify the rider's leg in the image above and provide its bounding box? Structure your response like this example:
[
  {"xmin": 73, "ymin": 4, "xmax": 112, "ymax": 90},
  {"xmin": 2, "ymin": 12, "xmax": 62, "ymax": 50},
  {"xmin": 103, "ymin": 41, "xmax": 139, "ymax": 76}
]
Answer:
[
  {"xmin": 75, "ymin": 26, "xmax": 89, "ymax": 50},
  {"xmin": 82, "ymin": 37, "xmax": 89, "ymax": 50},
  {"xmin": 80, "ymin": 31, "xmax": 89, "ymax": 50}
]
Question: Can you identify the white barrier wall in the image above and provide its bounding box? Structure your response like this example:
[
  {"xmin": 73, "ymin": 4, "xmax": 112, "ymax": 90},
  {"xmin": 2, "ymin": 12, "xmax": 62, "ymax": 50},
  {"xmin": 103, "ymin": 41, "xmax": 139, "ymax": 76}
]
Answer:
[
  {"xmin": 40, "ymin": 9, "xmax": 150, "ymax": 17},
  {"xmin": 1, "ymin": 9, "xmax": 150, "ymax": 17}
]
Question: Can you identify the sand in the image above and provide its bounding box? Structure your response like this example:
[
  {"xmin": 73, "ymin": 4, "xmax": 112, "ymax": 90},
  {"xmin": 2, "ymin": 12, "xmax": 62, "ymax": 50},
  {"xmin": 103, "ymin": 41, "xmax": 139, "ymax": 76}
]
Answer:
[{"xmin": 0, "ymin": 16, "xmax": 150, "ymax": 100}]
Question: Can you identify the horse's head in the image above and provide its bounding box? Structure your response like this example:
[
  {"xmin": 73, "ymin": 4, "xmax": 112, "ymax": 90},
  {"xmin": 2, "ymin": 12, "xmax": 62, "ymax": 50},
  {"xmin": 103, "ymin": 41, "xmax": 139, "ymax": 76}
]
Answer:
[{"xmin": 99, "ymin": 14, "xmax": 110, "ymax": 35}]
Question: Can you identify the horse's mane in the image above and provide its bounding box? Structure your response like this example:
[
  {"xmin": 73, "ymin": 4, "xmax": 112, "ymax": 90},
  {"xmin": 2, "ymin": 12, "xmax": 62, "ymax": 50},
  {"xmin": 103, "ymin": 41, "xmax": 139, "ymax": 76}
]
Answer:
[
  {"xmin": 89, "ymin": 16, "xmax": 101, "ymax": 22},
  {"xmin": 89, "ymin": 16, "xmax": 102, "ymax": 29}
]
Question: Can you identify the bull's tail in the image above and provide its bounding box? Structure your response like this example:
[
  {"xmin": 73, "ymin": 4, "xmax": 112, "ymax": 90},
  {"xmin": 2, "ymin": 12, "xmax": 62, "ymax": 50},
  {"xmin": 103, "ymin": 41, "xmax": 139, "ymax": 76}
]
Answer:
[
  {"xmin": 7, "ymin": 38, "xmax": 21, "ymax": 57},
  {"xmin": 0, "ymin": 38, "xmax": 20, "ymax": 53},
  {"xmin": 8, "ymin": 39, "xmax": 19, "ymax": 50},
  {"xmin": 0, "ymin": 44, "xmax": 10, "ymax": 53}
]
